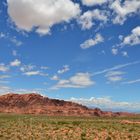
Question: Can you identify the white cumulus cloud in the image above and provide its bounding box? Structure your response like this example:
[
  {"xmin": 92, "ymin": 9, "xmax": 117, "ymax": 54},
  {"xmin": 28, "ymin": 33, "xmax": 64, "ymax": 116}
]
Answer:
[
  {"xmin": 81, "ymin": 0, "xmax": 107, "ymax": 6},
  {"xmin": 80, "ymin": 33, "xmax": 104, "ymax": 49},
  {"xmin": 7, "ymin": 0, "xmax": 81, "ymax": 35},
  {"xmin": 23, "ymin": 71, "xmax": 40, "ymax": 76},
  {"xmin": 111, "ymin": 48, "xmax": 118, "ymax": 55},
  {"xmin": 57, "ymin": 65, "xmax": 70, "ymax": 74},
  {"xmin": 51, "ymin": 72, "xmax": 94, "ymax": 90},
  {"xmin": 110, "ymin": 0, "xmax": 140, "ymax": 24},
  {"xmin": 122, "ymin": 26, "xmax": 140, "ymax": 46},
  {"xmin": 78, "ymin": 9, "xmax": 108, "ymax": 30},
  {"xmin": 70, "ymin": 96, "xmax": 140, "ymax": 112},
  {"xmin": 0, "ymin": 63, "xmax": 9, "ymax": 72},
  {"xmin": 10, "ymin": 59, "xmax": 21, "ymax": 67},
  {"xmin": 105, "ymin": 71, "xmax": 124, "ymax": 83},
  {"xmin": 20, "ymin": 64, "xmax": 36, "ymax": 72},
  {"xmin": 51, "ymin": 75, "xmax": 59, "ymax": 81},
  {"xmin": 121, "ymin": 51, "xmax": 128, "ymax": 57},
  {"xmin": 23, "ymin": 71, "xmax": 48, "ymax": 77}
]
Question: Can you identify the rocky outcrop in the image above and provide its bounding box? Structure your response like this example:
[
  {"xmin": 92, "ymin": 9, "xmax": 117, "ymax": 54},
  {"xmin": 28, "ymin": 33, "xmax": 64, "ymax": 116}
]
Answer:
[{"xmin": 0, "ymin": 93, "xmax": 136, "ymax": 117}]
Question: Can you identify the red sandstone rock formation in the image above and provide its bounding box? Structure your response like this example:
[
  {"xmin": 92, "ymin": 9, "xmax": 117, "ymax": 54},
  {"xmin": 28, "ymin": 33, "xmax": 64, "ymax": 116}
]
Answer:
[{"xmin": 0, "ymin": 93, "xmax": 136, "ymax": 117}]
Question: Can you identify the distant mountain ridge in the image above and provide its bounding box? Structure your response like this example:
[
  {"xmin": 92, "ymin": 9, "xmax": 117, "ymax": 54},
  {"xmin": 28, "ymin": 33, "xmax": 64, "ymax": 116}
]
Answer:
[{"xmin": 0, "ymin": 93, "xmax": 136, "ymax": 117}]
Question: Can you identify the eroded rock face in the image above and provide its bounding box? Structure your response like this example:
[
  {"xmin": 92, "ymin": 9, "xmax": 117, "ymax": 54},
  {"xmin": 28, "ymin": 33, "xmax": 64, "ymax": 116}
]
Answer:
[{"xmin": 0, "ymin": 93, "xmax": 136, "ymax": 117}]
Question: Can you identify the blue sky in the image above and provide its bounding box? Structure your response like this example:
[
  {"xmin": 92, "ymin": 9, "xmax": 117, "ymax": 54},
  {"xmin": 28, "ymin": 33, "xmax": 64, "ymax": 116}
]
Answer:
[{"xmin": 0, "ymin": 0, "xmax": 140, "ymax": 112}]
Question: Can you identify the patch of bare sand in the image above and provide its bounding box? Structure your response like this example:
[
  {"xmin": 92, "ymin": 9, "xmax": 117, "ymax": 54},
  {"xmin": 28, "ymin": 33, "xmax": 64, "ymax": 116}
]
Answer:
[{"xmin": 121, "ymin": 120, "xmax": 140, "ymax": 124}]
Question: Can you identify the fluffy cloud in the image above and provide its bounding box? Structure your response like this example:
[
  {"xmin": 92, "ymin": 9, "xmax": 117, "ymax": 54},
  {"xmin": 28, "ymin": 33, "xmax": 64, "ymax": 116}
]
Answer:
[
  {"xmin": 20, "ymin": 64, "xmax": 49, "ymax": 77},
  {"xmin": 0, "ymin": 63, "xmax": 9, "ymax": 72},
  {"xmin": 20, "ymin": 64, "xmax": 36, "ymax": 72},
  {"xmin": 81, "ymin": 0, "xmax": 107, "ymax": 6},
  {"xmin": 105, "ymin": 71, "xmax": 124, "ymax": 83},
  {"xmin": 111, "ymin": 48, "xmax": 118, "ymax": 55},
  {"xmin": 111, "ymin": 48, "xmax": 128, "ymax": 57},
  {"xmin": 78, "ymin": 9, "xmax": 108, "ymax": 30},
  {"xmin": 23, "ymin": 71, "xmax": 48, "ymax": 76},
  {"xmin": 80, "ymin": 33, "xmax": 104, "ymax": 49},
  {"xmin": 51, "ymin": 72, "xmax": 94, "ymax": 89},
  {"xmin": 51, "ymin": 75, "xmax": 59, "ymax": 81},
  {"xmin": 121, "ymin": 51, "xmax": 128, "ymax": 57},
  {"xmin": 23, "ymin": 71, "xmax": 40, "ymax": 76},
  {"xmin": 10, "ymin": 59, "xmax": 21, "ymax": 67},
  {"xmin": 57, "ymin": 65, "xmax": 70, "ymax": 74},
  {"xmin": 70, "ymin": 96, "xmax": 140, "ymax": 111},
  {"xmin": 110, "ymin": 0, "xmax": 140, "ymax": 24},
  {"xmin": 7, "ymin": 0, "xmax": 81, "ymax": 35},
  {"xmin": 122, "ymin": 26, "xmax": 140, "ymax": 46}
]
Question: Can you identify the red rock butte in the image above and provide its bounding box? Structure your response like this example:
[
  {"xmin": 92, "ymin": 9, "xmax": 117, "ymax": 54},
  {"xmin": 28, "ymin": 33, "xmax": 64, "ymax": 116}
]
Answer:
[{"xmin": 0, "ymin": 93, "xmax": 136, "ymax": 117}]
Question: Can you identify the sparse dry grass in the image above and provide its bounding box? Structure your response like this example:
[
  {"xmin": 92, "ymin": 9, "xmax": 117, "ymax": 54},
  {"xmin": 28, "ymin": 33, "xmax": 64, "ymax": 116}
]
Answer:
[{"xmin": 0, "ymin": 114, "xmax": 140, "ymax": 140}]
